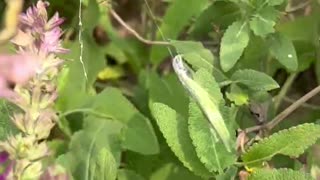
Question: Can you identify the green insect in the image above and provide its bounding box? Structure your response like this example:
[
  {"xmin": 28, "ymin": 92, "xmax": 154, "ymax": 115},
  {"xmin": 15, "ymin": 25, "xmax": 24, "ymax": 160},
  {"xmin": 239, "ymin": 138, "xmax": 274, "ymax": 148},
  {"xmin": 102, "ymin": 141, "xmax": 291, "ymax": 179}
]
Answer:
[{"xmin": 172, "ymin": 55, "xmax": 233, "ymax": 152}]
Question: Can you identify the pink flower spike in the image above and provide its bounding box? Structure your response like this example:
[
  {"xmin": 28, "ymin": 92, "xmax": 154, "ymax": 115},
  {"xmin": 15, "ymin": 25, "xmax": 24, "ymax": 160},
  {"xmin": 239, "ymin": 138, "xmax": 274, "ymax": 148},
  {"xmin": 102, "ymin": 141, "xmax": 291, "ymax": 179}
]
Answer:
[
  {"xmin": 46, "ymin": 12, "xmax": 64, "ymax": 30},
  {"xmin": 0, "ymin": 54, "xmax": 40, "ymax": 85}
]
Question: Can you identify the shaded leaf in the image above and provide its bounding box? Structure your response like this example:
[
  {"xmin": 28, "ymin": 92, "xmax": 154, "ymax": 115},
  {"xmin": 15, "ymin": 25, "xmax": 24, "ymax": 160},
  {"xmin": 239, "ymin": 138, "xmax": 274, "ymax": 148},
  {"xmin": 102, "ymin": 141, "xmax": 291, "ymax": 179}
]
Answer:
[
  {"xmin": 117, "ymin": 169, "xmax": 145, "ymax": 180},
  {"xmin": 150, "ymin": 0, "xmax": 210, "ymax": 66},
  {"xmin": 148, "ymin": 72, "xmax": 189, "ymax": 116},
  {"xmin": 191, "ymin": 1, "xmax": 240, "ymax": 38},
  {"xmin": 150, "ymin": 163, "xmax": 203, "ymax": 180},
  {"xmin": 220, "ymin": 21, "xmax": 250, "ymax": 72},
  {"xmin": 242, "ymin": 123, "xmax": 320, "ymax": 167},
  {"xmin": 268, "ymin": 33, "xmax": 298, "ymax": 71},
  {"xmin": 87, "ymin": 88, "xmax": 159, "ymax": 155}
]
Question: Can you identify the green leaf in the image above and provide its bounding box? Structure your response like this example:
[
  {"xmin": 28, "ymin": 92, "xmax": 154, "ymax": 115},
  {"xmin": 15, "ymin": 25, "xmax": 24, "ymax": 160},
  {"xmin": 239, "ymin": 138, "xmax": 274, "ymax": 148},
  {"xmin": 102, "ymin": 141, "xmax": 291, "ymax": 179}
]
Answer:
[
  {"xmin": 231, "ymin": 69, "xmax": 279, "ymax": 91},
  {"xmin": 0, "ymin": 100, "xmax": 19, "ymax": 140},
  {"xmin": 226, "ymin": 84, "xmax": 249, "ymax": 106},
  {"xmin": 150, "ymin": 163, "xmax": 203, "ymax": 180},
  {"xmin": 267, "ymin": 0, "xmax": 285, "ymax": 6},
  {"xmin": 117, "ymin": 169, "xmax": 145, "ymax": 180},
  {"xmin": 150, "ymin": 103, "xmax": 212, "ymax": 177},
  {"xmin": 87, "ymin": 88, "xmax": 159, "ymax": 155},
  {"xmin": 150, "ymin": 0, "xmax": 210, "ymax": 66},
  {"xmin": 188, "ymin": 101, "xmax": 236, "ymax": 173},
  {"xmin": 171, "ymin": 40, "xmax": 214, "ymax": 68},
  {"xmin": 220, "ymin": 21, "xmax": 250, "ymax": 72},
  {"xmin": 268, "ymin": 33, "xmax": 298, "ymax": 71},
  {"xmin": 277, "ymin": 15, "xmax": 319, "ymax": 42},
  {"xmin": 148, "ymin": 72, "xmax": 189, "ymax": 116},
  {"xmin": 242, "ymin": 123, "xmax": 320, "ymax": 167},
  {"xmin": 191, "ymin": 1, "xmax": 240, "ymax": 38},
  {"xmin": 65, "ymin": 117, "xmax": 123, "ymax": 180},
  {"xmin": 171, "ymin": 40, "xmax": 228, "ymax": 82},
  {"xmin": 89, "ymin": 148, "xmax": 117, "ymax": 180},
  {"xmin": 216, "ymin": 166, "xmax": 238, "ymax": 180},
  {"xmin": 249, "ymin": 168, "xmax": 313, "ymax": 180},
  {"xmin": 249, "ymin": 7, "xmax": 279, "ymax": 37}
]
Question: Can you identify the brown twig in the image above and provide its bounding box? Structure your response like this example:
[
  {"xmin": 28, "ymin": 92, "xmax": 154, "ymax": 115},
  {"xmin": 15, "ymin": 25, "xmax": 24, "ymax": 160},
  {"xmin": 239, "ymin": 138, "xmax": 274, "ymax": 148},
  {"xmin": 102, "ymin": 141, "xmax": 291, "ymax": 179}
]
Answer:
[
  {"xmin": 266, "ymin": 85, "xmax": 320, "ymax": 130},
  {"xmin": 245, "ymin": 84, "xmax": 320, "ymax": 133},
  {"xmin": 109, "ymin": 9, "xmax": 170, "ymax": 46}
]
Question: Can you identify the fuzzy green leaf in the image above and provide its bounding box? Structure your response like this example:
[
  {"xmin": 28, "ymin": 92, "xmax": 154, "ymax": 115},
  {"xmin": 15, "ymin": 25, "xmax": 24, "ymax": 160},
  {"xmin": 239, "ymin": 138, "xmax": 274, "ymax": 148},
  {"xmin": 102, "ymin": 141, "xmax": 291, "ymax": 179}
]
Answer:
[
  {"xmin": 117, "ymin": 169, "xmax": 145, "ymax": 180},
  {"xmin": 249, "ymin": 168, "xmax": 313, "ymax": 180},
  {"xmin": 242, "ymin": 123, "xmax": 320, "ymax": 167},
  {"xmin": 249, "ymin": 7, "xmax": 279, "ymax": 37},
  {"xmin": 268, "ymin": 33, "xmax": 298, "ymax": 71},
  {"xmin": 220, "ymin": 21, "xmax": 250, "ymax": 72},
  {"xmin": 150, "ymin": 103, "xmax": 212, "ymax": 177},
  {"xmin": 89, "ymin": 148, "xmax": 117, "ymax": 180},
  {"xmin": 268, "ymin": 0, "xmax": 285, "ymax": 6},
  {"xmin": 231, "ymin": 69, "xmax": 279, "ymax": 91},
  {"xmin": 188, "ymin": 101, "xmax": 236, "ymax": 173}
]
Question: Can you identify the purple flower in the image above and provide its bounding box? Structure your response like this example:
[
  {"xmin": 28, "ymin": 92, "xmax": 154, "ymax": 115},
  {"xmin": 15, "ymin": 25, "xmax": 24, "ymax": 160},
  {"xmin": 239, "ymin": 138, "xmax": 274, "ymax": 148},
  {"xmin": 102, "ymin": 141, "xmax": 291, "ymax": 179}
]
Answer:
[
  {"xmin": 40, "ymin": 27, "xmax": 68, "ymax": 54},
  {"xmin": 0, "ymin": 152, "xmax": 12, "ymax": 180},
  {"xmin": 0, "ymin": 54, "xmax": 39, "ymax": 102},
  {"xmin": 15, "ymin": 1, "xmax": 67, "ymax": 55}
]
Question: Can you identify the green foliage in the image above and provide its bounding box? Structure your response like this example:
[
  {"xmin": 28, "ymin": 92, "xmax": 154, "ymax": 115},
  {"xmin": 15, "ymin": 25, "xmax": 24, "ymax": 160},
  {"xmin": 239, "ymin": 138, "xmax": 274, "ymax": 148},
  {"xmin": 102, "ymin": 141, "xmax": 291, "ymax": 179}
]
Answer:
[
  {"xmin": 150, "ymin": 0, "xmax": 210, "ymax": 66},
  {"xmin": 84, "ymin": 88, "xmax": 159, "ymax": 155},
  {"xmin": 231, "ymin": 69, "xmax": 279, "ymax": 91},
  {"xmin": 171, "ymin": 40, "xmax": 227, "ymax": 82},
  {"xmin": 220, "ymin": 21, "xmax": 250, "ymax": 72},
  {"xmin": 242, "ymin": 123, "xmax": 320, "ymax": 167},
  {"xmin": 249, "ymin": 169, "xmax": 313, "ymax": 180},
  {"xmin": 0, "ymin": 100, "xmax": 19, "ymax": 140},
  {"xmin": 4, "ymin": 0, "xmax": 319, "ymax": 179},
  {"xmin": 117, "ymin": 169, "xmax": 146, "ymax": 180},
  {"xmin": 90, "ymin": 148, "xmax": 117, "ymax": 180},
  {"xmin": 188, "ymin": 101, "xmax": 236, "ymax": 173},
  {"xmin": 249, "ymin": 6, "xmax": 279, "ymax": 37},
  {"xmin": 268, "ymin": 33, "xmax": 298, "ymax": 71},
  {"xmin": 190, "ymin": 1, "xmax": 240, "ymax": 38},
  {"xmin": 150, "ymin": 103, "xmax": 212, "ymax": 177},
  {"xmin": 62, "ymin": 117, "xmax": 122, "ymax": 180}
]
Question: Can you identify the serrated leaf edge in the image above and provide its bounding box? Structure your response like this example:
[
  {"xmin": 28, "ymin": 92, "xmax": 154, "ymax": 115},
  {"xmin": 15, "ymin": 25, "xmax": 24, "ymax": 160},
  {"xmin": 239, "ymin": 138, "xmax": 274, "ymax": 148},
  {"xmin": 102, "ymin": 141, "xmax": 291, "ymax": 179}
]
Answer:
[{"xmin": 242, "ymin": 123, "xmax": 320, "ymax": 165}]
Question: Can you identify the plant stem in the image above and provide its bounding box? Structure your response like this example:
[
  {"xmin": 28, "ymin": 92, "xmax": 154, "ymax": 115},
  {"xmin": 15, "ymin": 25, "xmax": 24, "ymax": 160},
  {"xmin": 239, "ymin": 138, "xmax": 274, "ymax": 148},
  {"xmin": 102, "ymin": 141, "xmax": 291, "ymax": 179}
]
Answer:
[
  {"xmin": 245, "ymin": 84, "xmax": 320, "ymax": 133},
  {"xmin": 283, "ymin": 97, "xmax": 320, "ymax": 110},
  {"xmin": 274, "ymin": 73, "xmax": 297, "ymax": 112},
  {"xmin": 109, "ymin": 9, "xmax": 170, "ymax": 46},
  {"xmin": 266, "ymin": 84, "xmax": 320, "ymax": 130}
]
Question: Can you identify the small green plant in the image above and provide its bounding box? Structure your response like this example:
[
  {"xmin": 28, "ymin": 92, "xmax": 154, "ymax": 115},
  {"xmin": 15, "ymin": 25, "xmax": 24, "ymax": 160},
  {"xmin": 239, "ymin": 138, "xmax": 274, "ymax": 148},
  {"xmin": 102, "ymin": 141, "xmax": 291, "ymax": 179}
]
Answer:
[{"xmin": 0, "ymin": 0, "xmax": 320, "ymax": 179}]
